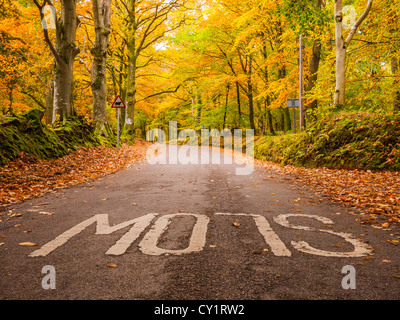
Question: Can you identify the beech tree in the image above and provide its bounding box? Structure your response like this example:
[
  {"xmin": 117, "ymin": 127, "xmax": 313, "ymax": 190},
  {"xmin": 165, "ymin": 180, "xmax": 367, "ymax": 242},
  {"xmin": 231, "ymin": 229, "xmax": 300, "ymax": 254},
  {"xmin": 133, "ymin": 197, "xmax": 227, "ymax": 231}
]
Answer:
[
  {"xmin": 33, "ymin": 0, "xmax": 80, "ymax": 123},
  {"xmin": 334, "ymin": 0, "xmax": 373, "ymax": 106}
]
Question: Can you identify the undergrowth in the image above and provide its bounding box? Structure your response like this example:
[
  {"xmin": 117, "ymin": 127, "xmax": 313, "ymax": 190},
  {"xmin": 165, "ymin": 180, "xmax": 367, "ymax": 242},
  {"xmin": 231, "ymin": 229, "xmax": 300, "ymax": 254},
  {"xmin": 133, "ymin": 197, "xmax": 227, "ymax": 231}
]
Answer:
[
  {"xmin": 0, "ymin": 109, "xmax": 114, "ymax": 166},
  {"xmin": 255, "ymin": 112, "xmax": 400, "ymax": 171}
]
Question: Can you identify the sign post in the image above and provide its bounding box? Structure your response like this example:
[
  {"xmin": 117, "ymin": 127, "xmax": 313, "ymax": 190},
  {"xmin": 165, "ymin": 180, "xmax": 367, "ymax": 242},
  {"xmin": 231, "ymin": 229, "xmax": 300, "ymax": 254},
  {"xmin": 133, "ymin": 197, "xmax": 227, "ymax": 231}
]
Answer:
[
  {"xmin": 287, "ymin": 99, "xmax": 300, "ymax": 133},
  {"xmin": 299, "ymin": 34, "xmax": 304, "ymax": 132},
  {"xmin": 111, "ymin": 95, "xmax": 126, "ymax": 150}
]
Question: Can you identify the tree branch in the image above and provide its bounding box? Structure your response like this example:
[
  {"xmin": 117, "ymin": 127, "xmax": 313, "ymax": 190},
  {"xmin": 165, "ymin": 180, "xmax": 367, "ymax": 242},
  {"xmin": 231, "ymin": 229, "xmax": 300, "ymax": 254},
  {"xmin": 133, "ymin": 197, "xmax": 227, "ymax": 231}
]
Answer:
[
  {"xmin": 345, "ymin": 0, "xmax": 373, "ymax": 45},
  {"xmin": 32, "ymin": 0, "xmax": 64, "ymax": 67},
  {"xmin": 137, "ymin": 84, "xmax": 181, "ymax": 102}
]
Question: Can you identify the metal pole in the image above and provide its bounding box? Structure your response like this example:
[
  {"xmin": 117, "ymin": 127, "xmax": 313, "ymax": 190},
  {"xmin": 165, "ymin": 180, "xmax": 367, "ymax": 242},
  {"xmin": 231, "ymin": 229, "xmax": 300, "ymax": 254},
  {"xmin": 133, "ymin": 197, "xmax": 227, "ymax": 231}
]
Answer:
[
  {"xmin": 117, "ymin": 108, "xmax": 120, "ymax": 150},
  {"xmin": 299, "ymin": 34, "xmax": 304, "ymax": 132},
  {"xmin": 292, "ymin": 101, "xmax": 296, "ymax": 134}
]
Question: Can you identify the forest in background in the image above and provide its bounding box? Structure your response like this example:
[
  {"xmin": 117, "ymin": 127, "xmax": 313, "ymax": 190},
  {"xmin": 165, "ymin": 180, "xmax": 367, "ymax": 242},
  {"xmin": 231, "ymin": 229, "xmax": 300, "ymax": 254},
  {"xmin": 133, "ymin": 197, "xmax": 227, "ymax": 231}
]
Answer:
[{"xmin": 0, "ymin": 0, "xmax": 399, "ymax": 166}]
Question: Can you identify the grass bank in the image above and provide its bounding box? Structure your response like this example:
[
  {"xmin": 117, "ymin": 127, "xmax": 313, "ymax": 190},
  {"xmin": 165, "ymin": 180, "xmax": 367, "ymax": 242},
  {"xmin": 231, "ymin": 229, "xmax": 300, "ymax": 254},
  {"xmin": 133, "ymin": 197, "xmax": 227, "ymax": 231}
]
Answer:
[
  {"xmin": 254, "ymin": 112, "xmax": 400, "ymax": 171},
  {"xmin": 0, "ymin": 109, "xmax": 113, "ymax": 166}
]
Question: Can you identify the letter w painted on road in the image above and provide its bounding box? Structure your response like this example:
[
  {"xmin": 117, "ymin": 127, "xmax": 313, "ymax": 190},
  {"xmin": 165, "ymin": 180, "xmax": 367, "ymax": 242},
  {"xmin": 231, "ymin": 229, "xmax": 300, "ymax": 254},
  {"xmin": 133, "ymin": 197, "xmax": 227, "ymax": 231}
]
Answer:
[{"xmin": 29, "ymin": 213, "xmax": 158, "ymax": 257}]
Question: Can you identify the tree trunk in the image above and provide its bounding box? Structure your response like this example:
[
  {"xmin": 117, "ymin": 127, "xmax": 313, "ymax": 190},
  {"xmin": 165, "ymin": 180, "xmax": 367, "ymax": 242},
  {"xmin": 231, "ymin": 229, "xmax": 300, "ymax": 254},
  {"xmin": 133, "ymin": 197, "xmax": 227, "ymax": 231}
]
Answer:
[
  {"xmin": 304, "ymin": 0, "xmax": 323, "ymax": 121},
  {"xmin": 126, "ymin": 52, "xmax": 137, "ymax": 134},
  {"xmin": 392, "ymin": 56, "xmax": 400, "ymax": 114},
  {"xmin": 34, "ymin": 0, "xmax": 80, "ymax": 123},
  {"xmin": 266, "ymin": 103, "xmax": 274, "ymax": 135},
  {"xmin": 53, "ymin": 0, "xmax": 80, "ymax": 122},
  {"xmin": 334, "ymin": 47, "xmax": 347, "ymax": 106},
  {"xmin": 125, "ymin": 0, "xmax": 137, "ymax": 135},
  {"xmin": 284, "ymin": 107, "xmax": 291, "ymax": 132},
  {"xmin": 91, "ymin": 0, "xmax": 112, "ymax": 132},
  {"xmin": 247, "ymin": 57, "xmax": 255, "ymax": 132},
  {"xmin": 334, "ymin": 0, "xmax": 346, "ymax": 106},
  {"xmin": 196, "ymin": 93, "xmax": 202, "ymax": 125},
  {"xmin": 53, "ymin": 60, "xmax": 75, "ymax": 121},
  {"xmin": 190, "ymin": 87, "xmax": 196, "ymax": 124},
  {"xmin": 45, "ymin": 77, "xmax": 53, "ymax": 124},
  {"xmin": 223, "ymin": 84, "xmax": 230, "ymax": 129},
  {"xmin": 247, "ymin": 90, "xmax": 255, "ymax": 131},
  {"xmin": 305, "ymin": 40, "xmax": 322, "ymax": 117},
  {"xmin": 235, "ymin": 81, "xmax": 241, "ymax": 128},
  {"xmin": 8, "ymin": 85, "xmax": 13, "ymax": 114}
]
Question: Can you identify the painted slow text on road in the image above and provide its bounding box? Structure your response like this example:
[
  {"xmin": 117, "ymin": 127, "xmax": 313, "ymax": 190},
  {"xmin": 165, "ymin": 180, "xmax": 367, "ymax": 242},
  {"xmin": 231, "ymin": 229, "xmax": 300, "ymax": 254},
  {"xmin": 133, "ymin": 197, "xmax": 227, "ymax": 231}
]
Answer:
[{"xmin": 29, "ymin": 212, "xmax": 373, "ymax": 258}]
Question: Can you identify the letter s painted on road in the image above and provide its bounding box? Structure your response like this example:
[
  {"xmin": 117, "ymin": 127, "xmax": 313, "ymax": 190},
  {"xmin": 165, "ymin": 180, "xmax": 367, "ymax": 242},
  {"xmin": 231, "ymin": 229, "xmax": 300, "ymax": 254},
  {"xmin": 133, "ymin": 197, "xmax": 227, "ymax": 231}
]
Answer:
[{"xmin": 273, "ymin": 214, "xmax": 373, "ymax": 258}]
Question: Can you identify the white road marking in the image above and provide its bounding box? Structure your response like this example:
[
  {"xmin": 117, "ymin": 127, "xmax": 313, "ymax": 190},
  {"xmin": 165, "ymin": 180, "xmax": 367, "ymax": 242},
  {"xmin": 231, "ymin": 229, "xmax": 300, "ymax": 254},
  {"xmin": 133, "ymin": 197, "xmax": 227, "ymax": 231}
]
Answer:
[
  {"xmin": 29, "ymin": 213, "xmax": 158, "ymax": 257},
  {"xmin": 28, "ymin": 212, "xmax": 373, "ymax": 258},
  {"xmin": 273, "ymin": 214, "xmax": 373, "ymax": 257},
  {"xmin": 139, "ymin": 213, "xmax": 210, "ymax": 256},
  {"xmin": 106, "ymin": 213, "xmax": 159, "ymax": 255},
  {"xmin": 215, "ymin": 213, "xmax": 291, "ymax": 257}
]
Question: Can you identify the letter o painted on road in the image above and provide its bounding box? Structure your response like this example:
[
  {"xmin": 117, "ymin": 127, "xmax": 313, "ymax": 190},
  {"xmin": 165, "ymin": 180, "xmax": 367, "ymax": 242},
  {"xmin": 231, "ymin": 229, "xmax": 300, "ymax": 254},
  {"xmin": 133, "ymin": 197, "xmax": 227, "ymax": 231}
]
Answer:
[{"xmin": 139, "ymin": 213, "xmax": 210, "ymax": 255}]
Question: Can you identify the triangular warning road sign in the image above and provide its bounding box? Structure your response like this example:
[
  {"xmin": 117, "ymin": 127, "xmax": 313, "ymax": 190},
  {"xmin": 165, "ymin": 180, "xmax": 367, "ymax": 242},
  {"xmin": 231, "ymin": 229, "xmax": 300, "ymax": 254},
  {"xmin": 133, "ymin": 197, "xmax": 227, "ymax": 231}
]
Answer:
[{"xmin": 111, "ymin": 95, "xmax": 126, "ymax": 108}]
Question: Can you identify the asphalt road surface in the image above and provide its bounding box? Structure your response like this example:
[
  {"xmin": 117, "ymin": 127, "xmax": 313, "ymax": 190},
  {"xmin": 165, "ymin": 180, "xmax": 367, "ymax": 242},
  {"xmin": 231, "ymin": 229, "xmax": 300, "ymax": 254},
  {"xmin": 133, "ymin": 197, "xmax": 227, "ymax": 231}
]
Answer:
[{"xmin": 1, "ymin": 146, "xmax": 399, "ymax": 300}]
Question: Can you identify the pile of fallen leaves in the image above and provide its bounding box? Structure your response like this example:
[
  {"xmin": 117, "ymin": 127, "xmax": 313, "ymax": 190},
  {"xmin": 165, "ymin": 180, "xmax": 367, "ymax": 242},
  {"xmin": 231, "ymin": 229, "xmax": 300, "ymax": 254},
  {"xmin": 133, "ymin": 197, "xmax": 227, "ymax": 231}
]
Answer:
[
  {"xmin": 255, "ymin": 159, "xmax": 400, "ymax": 226},
  {"xmin": 0, "ymin": 140, "xmax": 150, "ymax": 205}
]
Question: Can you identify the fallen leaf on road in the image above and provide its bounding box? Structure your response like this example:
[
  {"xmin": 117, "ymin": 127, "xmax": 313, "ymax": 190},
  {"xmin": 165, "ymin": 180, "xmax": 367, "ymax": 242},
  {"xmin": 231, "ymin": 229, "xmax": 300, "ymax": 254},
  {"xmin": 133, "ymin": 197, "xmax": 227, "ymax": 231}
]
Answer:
[
  {"xmin": 18, "ymin": 242, "xmax": 37, "ymax": 246},
  {"xmin": 132, "ymin": 203, "xmax": 137, "ymax": 206},
  {"xmin": 209, "ymin": 245, "xmax": 216, "ymax": 248},
  {"xmin": 386, "ymin": 240, "xmax": 398, "ymax": 245},
  {"xmin": 107, "ymin": 264, "xmax": 117, "ymax": 268},
  {"xmin": 392, "ymin": 275, "xmax": 400, "ymax": 279},
  {"xmin": 39, "ymin": 211, "xmax": 53, "ymax": 215},
  {"xmin": 232, "ymin": 221, "xmax": 240, "ymax": 227}
]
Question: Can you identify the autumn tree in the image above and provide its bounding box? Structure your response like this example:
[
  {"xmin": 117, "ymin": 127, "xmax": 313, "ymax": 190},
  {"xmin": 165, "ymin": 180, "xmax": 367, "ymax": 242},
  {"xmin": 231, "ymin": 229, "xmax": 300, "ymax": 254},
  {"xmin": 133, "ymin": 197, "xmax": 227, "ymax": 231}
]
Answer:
[{"xmin": 121, "ymin": 0, "xmax": 186, "ymax": 134}]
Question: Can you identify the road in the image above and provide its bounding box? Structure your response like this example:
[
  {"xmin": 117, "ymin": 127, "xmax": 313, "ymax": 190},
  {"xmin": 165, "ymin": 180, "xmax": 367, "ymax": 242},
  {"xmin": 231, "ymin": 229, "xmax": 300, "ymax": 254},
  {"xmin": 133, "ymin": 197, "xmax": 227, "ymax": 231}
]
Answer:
[{"xmin": 0, "ymin": 145, "xmax": 399, "ymax": 300}]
